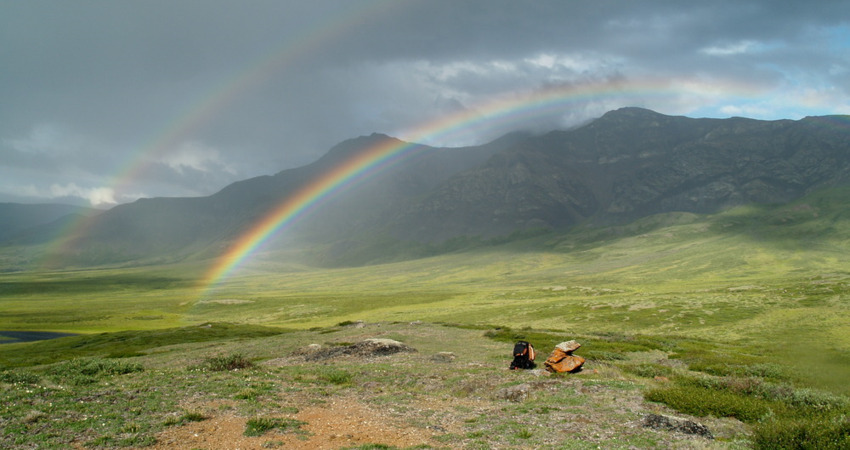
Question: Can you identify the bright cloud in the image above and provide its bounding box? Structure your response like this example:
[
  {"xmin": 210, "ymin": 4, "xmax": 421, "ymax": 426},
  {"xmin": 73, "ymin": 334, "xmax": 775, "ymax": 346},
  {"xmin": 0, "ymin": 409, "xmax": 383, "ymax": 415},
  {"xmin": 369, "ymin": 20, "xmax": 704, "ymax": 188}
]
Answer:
[
  {"xmin": 701, "ymin": 40, "xmax": 761, "ymax": 56},
  {"xmin": 2, "ymin": 182, "xmax": 119, "ymax": 207},
  {"xmin": 158, "ymin": 141, "xmax": 235, "ymax": 175},
  {"xmin": 50, "ymin": 184, "xmax": 117, "ymax": 207}
]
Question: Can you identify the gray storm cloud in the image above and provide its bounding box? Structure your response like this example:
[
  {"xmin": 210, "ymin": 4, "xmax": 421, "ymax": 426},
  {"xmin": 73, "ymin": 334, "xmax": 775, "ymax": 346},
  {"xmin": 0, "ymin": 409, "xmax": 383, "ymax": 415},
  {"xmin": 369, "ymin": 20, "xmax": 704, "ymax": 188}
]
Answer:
[{"xmin": 2, "ymin": 0, "xmax": 848, "ymax": 206}]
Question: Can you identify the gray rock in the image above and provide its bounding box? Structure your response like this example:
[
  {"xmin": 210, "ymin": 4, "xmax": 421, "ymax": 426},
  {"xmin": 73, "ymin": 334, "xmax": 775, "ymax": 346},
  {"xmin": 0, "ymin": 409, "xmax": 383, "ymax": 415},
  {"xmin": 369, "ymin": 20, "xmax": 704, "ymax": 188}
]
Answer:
[
  {"xmin": 304, "ymin": 338, "xmax": 416, "ymax": 361},
  {"xmin": 643, "ymin": 413, "xmax": 713, "ymax": 439},
  {"xmin": 497, "ymin": 383, "xmax": 531, "ymax": 402}
]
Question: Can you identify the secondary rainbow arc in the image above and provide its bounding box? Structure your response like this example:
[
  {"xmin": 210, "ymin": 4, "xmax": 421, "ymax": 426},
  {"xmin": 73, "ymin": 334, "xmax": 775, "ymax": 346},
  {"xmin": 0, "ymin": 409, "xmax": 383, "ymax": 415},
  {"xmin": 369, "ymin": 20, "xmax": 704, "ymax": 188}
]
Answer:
[{"xmin": 41, "ymin": 0, "xmax": 395, "ymax": 268}]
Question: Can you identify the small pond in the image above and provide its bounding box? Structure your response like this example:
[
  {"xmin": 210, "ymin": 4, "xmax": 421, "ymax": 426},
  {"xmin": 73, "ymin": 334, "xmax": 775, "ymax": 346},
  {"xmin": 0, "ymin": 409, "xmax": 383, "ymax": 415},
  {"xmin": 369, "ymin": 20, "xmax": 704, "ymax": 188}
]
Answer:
[{"xmin": 0, "ymin": 331, "xmax": 77, "ymax": 344}]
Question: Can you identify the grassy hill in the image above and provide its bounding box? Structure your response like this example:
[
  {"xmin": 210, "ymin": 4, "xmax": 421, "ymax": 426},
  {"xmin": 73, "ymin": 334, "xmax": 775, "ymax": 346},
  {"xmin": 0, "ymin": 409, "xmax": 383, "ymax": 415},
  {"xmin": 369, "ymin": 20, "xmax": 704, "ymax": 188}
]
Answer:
[{"xmin": 1, "ymin": 187, "xmax": 849, "ymax": 448}]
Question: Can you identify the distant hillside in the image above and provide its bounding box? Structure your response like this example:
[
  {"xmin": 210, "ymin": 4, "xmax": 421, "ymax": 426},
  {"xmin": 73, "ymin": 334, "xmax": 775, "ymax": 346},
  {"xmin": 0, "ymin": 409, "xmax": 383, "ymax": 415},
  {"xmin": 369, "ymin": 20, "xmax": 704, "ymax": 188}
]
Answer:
[
  {"xmin": 42, "ymin": 133, "xmax": 516, "ymax": 266},
  {"xmin": 0, "ymin": 203, "xmax": 95, "ymax": 244},
  {"xmin": 28, "ymin": 108, "xmax": 850, "ymax": 268},
  {"xmin": 387, "ymin": 108, "xmax": 850, "ymax": 241}
]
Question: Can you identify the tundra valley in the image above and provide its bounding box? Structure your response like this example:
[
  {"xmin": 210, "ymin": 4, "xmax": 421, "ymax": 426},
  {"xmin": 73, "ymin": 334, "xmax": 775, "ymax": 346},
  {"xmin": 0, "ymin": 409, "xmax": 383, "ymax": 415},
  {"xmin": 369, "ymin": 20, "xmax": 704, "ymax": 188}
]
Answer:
[{"xmin": 2, "ymin": 109, "xmax": 850, "ymax": 449}]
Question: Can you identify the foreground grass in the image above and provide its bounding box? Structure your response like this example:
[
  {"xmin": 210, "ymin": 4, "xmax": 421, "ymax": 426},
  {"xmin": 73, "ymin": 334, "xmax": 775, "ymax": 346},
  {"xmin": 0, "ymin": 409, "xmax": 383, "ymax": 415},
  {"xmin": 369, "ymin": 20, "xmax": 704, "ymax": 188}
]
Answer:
[
  {"xmin": 0, "ymin": 323, "xmax": 709, "ymax": 448},
  {"xmin": 1, "ymin": 322, "xmax": 848, "ymax": 448}
]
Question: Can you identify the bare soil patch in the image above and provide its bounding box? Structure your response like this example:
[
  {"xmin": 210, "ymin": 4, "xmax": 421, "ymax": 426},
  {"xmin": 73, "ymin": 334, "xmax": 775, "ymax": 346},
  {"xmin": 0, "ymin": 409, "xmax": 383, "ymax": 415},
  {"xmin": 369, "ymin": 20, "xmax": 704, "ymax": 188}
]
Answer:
[{"xmin": 152, "ymin": 396, "xmax": 440, "ymax": 449}]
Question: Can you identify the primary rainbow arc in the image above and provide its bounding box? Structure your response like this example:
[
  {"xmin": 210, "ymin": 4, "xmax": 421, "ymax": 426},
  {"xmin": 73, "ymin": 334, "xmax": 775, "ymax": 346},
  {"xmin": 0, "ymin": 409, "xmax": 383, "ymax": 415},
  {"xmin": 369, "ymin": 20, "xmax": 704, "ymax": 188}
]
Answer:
[{"xmin": 199, "ymin": 76, "xmax": 762, "ymax": 293}]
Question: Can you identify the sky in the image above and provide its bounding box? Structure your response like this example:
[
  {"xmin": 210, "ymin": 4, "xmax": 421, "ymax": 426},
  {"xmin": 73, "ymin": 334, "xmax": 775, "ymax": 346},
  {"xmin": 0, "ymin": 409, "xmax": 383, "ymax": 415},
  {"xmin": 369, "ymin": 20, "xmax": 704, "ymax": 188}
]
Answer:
[{"xmin": 2, "ymin": 0, "xmax": 849, "ymax": 208}]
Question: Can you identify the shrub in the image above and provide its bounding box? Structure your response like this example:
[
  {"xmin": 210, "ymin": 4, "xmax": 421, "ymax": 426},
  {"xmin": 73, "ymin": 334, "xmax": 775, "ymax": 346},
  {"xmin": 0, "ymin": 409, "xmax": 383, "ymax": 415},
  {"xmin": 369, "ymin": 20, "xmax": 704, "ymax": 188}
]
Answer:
[
  {"xmin": 691, "ymin": 376, "xmax": 849, "ymax": 412},
  {"xmin": 47, "ymin": 358, "xmax": 143, "ymax": 381},
  {"xmin": 752, "ymin": 415, "xmax": 850, "ymax": 450},
  {"xmin": 0, "ymin": 369, "xmax": 40, "ymax": 385},
  {"xmin": 644, "ymin": 384, "xmax": 772, "ymax": 423},
  {"xmin": 782, "ymin": 387, "xmax": 850, "ymax": 412},
  {"xmin": 198, "ymin": 353, "xmax": 254, "ymax": 371}
]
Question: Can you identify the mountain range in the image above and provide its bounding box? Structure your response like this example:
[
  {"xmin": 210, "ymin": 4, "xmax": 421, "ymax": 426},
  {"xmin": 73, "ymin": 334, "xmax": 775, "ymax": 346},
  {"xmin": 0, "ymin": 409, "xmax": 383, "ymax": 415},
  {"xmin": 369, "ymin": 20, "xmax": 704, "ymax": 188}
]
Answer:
[{"xmin": 3, "ymin": 107, "xmax": 849, "ymax": 268}]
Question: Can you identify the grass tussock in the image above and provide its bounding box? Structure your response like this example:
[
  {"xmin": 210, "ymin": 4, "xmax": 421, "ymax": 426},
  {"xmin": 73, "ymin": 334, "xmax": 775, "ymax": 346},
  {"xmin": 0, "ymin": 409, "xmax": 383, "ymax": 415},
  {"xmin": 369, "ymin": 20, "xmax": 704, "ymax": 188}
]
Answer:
[
  {"xmin": 46, "ymin": 357, "xmax": 143, "ymax": 385},
  {"xmin": 316, "ymin": 366, "xmax": 354, "ymax": 385},
  {"xmin": 243, "ymin": 417, "xmax": 307, "ymax": 437},
  {"xmin": 164, "ymin": 411, "xmax": 208, "ymax": 427},
  {"xmin": 194, "ymin": 353, "xmax": 254, "ymax": 372}
]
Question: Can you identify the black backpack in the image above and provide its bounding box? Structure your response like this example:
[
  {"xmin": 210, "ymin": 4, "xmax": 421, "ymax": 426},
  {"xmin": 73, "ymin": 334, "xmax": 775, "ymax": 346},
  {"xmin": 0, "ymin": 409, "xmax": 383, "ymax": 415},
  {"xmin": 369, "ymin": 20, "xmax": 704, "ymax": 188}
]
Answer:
[{"xmin": 509, "ymin": 340, "xmax": 536, "ymax": 370}]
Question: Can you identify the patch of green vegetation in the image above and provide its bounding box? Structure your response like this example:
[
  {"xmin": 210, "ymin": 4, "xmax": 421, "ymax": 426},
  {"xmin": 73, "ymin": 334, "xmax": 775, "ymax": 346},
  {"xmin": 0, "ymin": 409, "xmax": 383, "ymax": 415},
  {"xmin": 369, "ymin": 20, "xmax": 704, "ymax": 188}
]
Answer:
[
  {"xmin": 193, "ymin": 353, "xmax": 255, "ymax": 372},
  {"xmin": 0, "ymin": 323, "xmax": 288, "ymax": 368},
  {"xmin": 164, "ymin": 411, "xmax": 208, "ymax": 427},
  {"xmin": 645, "ymin": 381, "xmax": 776, "ymax": 422},
  {"xmin": 752, "ymin": 415, "xmax": 850, "ymax": 449},
  {"xmin": 646, "ymin": 374, "xmax": 850, "ymax": 448},
  {"xmin": 316, "ymin": 366, "xmax": 354, "ymax": 385},
  {"xmin": 342, "ymin": 445, "xmax": 399, "ymax": 450},
  {"xmin": 1, "ymin": 368, "xmax": 172, "ymax": 447},
  {"xmin": 0, "ymin": 368, "xmax": 40, "ymax": 385},
  {"xmin": 687, "ymin": 361, "xmax": 789, "ymax": 382},
  {"xmin": 243, "ymin": 417, "xmax": 307, "ymax": 437},
  {"xmin": 0, "ymin": 274, "xmax": 189, "ymax": 296},
  {"xmin": 46, "ymin": 357, "xmax": 144, "ymax": 385},
  {"xmin": 621, "ymin": 363, "xmax": 676, "ymax": 379}
]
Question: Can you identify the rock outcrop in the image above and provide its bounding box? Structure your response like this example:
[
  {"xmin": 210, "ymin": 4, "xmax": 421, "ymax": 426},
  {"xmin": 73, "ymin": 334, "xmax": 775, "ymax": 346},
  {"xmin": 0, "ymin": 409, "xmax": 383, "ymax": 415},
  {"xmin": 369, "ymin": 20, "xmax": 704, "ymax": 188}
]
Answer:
[
  {"xmin": 543, "ymin": 340, "xmax": 585, "ymax": 373},
  {"xmin": 643, "ymin": 413, "xmax": 713, "ymax": 439},
  {"xmin": 301, "ymin": 338, "xmax": 417, "ymax": 361}
]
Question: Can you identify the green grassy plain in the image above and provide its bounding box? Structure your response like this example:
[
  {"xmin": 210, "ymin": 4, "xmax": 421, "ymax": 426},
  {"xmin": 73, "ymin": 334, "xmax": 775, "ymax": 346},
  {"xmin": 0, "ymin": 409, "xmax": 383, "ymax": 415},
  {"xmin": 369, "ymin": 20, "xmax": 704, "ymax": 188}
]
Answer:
[
  {"xmin": 3, "ymin": 190, "xmax": 850, "ymax": 389},
  {"xmin": 1, "ymin": 188, "xmax": 850, "ymax": 447}
]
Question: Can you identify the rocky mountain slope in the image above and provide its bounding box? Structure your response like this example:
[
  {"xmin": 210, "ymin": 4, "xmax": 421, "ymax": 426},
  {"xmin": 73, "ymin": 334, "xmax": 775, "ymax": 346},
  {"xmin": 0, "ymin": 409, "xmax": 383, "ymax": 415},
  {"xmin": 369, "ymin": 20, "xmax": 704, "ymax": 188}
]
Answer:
[
  {"xmin": 387, "ymin": 108, "xmax": 850, "ymax": 241},
  {"xmin": 18, "ymin": 107, "xmax": 850, "ymax": 267}
]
